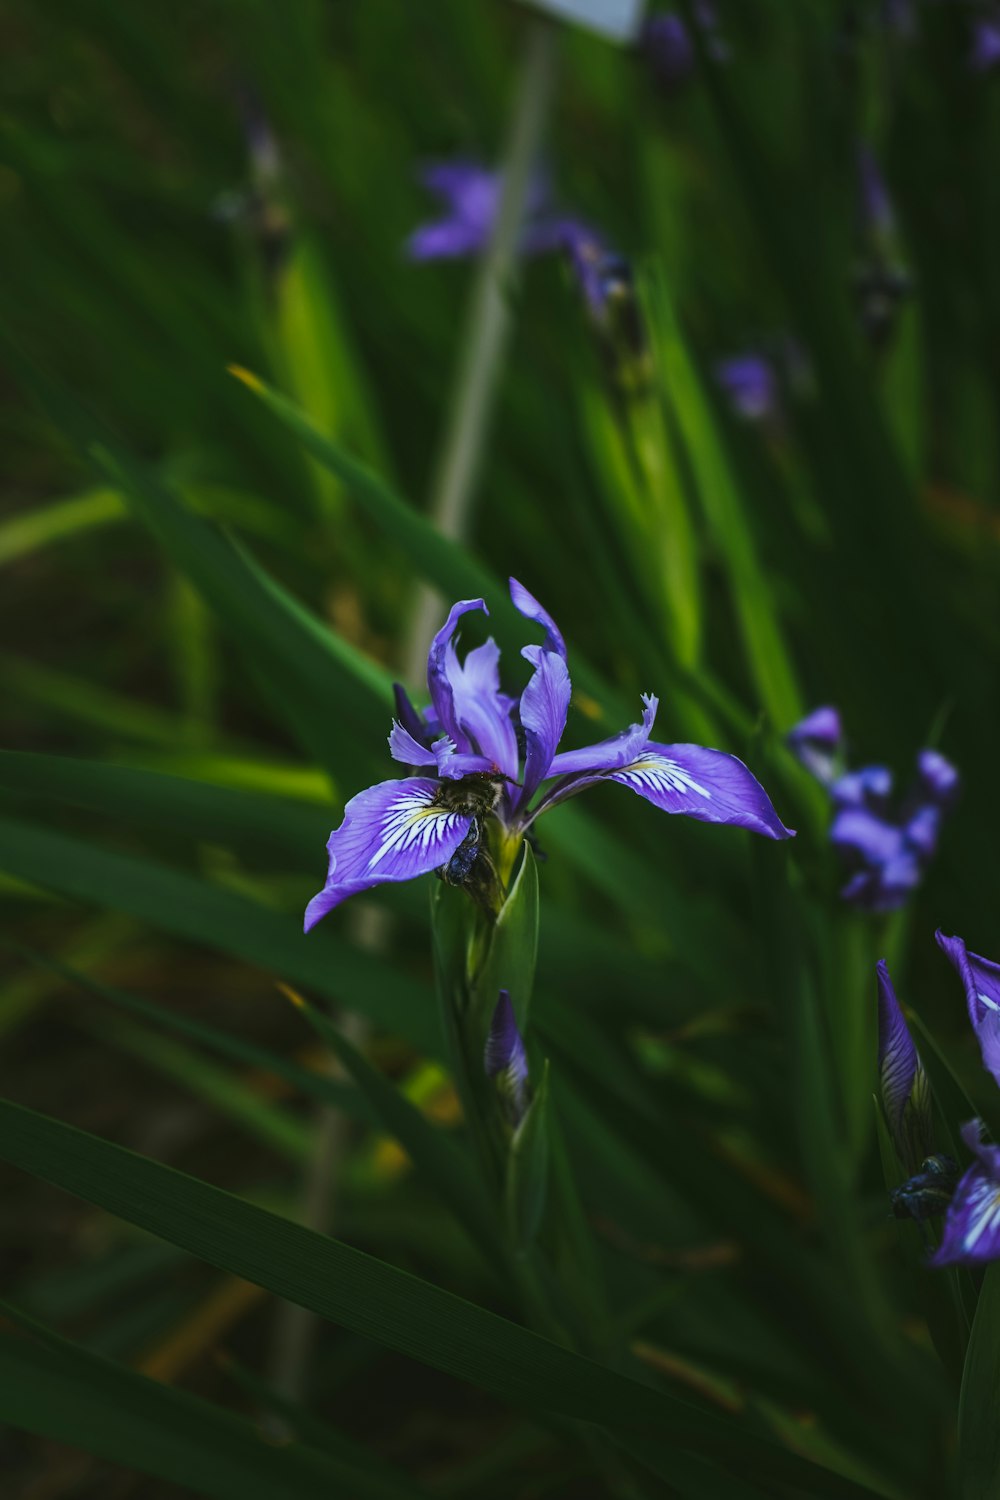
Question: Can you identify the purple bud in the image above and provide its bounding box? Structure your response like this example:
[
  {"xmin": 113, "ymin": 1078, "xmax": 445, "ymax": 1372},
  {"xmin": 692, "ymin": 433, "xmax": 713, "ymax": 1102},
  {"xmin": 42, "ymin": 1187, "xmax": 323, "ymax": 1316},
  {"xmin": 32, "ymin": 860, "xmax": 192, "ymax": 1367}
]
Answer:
[
  {"xmin": 714, "ymin": 354, "xmax": 779, "ymax": 422},
  {"xmin": 857, "ymin": 144, "xmax": 894, "ymax": 240},
  {"xmin": 787, "ymin": 705, "xmax": 843, "ymax": 783},
  {"xmin": 916, "ymin": 749, "xmax": 959, "ymax": 806},
  {"xmin": 485, "ymin": 990, "xmax": 530, "ymax": 1128},
  {"xmin": 877, "ymin": 959, "xmax": 932, "ymax": 1172}
]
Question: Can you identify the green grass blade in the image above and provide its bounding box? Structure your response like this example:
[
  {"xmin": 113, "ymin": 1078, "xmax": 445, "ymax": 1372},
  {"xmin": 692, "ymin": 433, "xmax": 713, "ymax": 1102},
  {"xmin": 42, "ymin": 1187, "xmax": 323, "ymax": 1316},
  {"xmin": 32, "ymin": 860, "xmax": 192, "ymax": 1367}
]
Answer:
[
  {"xmin": 0, "ymin": 1302, "xmax": 428, "ymax": 1500},
  {"xmin": 0, "ymin": 1098, "xmax": 876, "ymax": 1495},
  {"xmin": 0, "ymin": 750, "xmax": 334, "ymax": 869},
  {"xmin": 284, "ymin": 986, "xmax": 504, "ymax": 1274},
  {"xmin": 0, "ymin": 815, "xmax": 441, "ymax": 1054}
]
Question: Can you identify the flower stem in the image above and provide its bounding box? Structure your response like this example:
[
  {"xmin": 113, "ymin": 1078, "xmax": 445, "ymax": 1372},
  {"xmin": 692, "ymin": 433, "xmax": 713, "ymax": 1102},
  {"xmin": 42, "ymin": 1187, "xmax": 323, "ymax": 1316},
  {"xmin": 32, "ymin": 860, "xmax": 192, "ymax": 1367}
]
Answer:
[{"xmin": 404, "ymin": 17, "xmax": 560, "ymax": 679}]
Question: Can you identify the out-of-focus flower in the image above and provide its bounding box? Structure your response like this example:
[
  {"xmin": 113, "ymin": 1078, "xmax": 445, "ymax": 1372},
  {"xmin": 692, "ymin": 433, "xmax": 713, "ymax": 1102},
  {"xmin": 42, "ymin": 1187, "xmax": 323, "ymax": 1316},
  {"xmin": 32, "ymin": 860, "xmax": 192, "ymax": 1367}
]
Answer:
[
  {"xmin": 877, "ymin": 960, "xmax": 934, "ymax": 1173},
  {"xmin": 853, "ymin": 144, "xmax": 912, "ymax": 349},
  {"xmin": 405, "ymin": 162, "xmax": 580, "ymax": 262},
  {"xmin": 714, "ymin": 354, "xmax": 779, "ymax": 423},
  {"xmin": 857, "ymin": 144, "xmax": 894, "ymax": 242},
  {"xmin": 786, "ymin": 705, "xmax": 843, "ymax": 784},
  {"xmin": 485, "ymin": 990, "xmax": 530, "ymax": 1128},
  {"xmin": 788, "ymin": 712, "xmax": 958, "ymax": 912},
  {"xmin": 971, "ymin": 18, "xmax": 1000, "ymax": 72},
  {"xmin": 880, "ymin": 0, "xmax": 917, "ymax": 39},
  {"xmin": 561, "ymin": 225, "xmax": 651, "ymax": 389},
  {"xmin": 304, "ymin": 581, "xmax": 793, "ymax": 929},
  {"xmin": 714, "ymin": 338, "xmax": 812, "ymax": 424},
  {"xmin": 641, "ymin": 4, "xmax": 726, "ymax": 89}
]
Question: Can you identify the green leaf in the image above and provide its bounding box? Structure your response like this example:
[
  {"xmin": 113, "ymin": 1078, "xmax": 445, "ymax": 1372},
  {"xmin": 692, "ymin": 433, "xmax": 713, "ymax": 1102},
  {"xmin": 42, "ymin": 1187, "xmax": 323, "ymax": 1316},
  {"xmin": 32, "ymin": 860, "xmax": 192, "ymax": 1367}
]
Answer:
[
  {"xmin": 0, "ymin": 750, "xmax": 334, "ymax": 869},
  {"xmin": 959, "ymin": 1263, "xmax": 1000, "ymax": 1499},
  {"xmin": 93, "ymin": 440, "xmax": 391, "ymax": 784},
  {"xmin": 8, "ymin": 944, "xmax": 376, "ymax": 1127},
  {"xmin": 476, "ymin": 843, "xmax": 540, "ymax": 1037},
  {"xmin": 507, "ymin": 1058, "xmax": 551, "ymax": 1252},
  {"xmin": 0, "ymin": 815, "xmax": 441, "ymax": 1054},
  {"xmin": 0, "ymin": 1302, "xmax": 427, "ymax": 1500},
  {"xmin": 283, "ymin": 985, "xmax": 504, "ymax": 1275},
  {"xmin": 0, "ymin": 1098, "xmax": 875, "ymax": 1496},
  {"xmin": 0, "ymin": 487, "xmax": 125, "ymax": 566}
]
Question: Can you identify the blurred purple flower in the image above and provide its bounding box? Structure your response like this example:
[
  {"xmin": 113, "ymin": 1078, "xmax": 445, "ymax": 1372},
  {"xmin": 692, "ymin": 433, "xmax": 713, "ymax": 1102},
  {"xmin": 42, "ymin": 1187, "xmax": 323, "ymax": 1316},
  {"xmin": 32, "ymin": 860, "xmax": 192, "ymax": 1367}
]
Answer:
[
  {"xmin": 971, "ymin": 18, "xmax": 1000, "ymax": 72},
  {"xmin": 642, "ymin": 4, "xmax": 726, "ymax": 88},
  {"xmin": 788, "ymin": 711, "xmax": 958, "ymax": 912},
  {"xmin": 405, "ymin": 161, "xmax": 579, "ymax": 262},
  {"xmin": 880, "ymin": 0, "xmax": 917, "ymax": 40},
  {"xmin": 786, "ymin": 705, "xmax": 843, "ymax": 784},
  {"xmin": 715, "ymin": 354, "xmax": 780, "ymax": 422},
  {"xmin": 485, "ymin": 990, "xmax": 530, "ymax": 1128},
  {"xmin": 857, "ymin": 144, "xmax": 894, "ymax": 240},
  {"xmin": 305, "ymin": 581, "xmax": 793, "ymax": 928}
]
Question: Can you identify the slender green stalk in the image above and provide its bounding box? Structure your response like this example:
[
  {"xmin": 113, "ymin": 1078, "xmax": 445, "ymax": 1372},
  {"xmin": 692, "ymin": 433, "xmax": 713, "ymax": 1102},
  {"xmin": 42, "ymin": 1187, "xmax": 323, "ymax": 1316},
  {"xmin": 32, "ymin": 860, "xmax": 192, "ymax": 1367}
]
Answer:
[{"xmin": 404, "ymin": 18, "xmax": 559, "ymax": 678}]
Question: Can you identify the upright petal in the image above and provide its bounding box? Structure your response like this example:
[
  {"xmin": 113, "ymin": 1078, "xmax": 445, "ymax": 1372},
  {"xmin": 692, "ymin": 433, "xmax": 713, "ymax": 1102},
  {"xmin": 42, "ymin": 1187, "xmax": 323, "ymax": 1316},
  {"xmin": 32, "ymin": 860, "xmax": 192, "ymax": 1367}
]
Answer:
[
  {"xmin": 393, "ymin": 682, "xmax": 432, "ymax": 745},
  {"xmin": 449, "ymin": 637, "xmax": 520, "ymax": 779},
  {"xmin": 936, "ymin": 931, "xmax": 1000, "ymax": 1087},
  {"xmin": 304, "ymin": 778, "xmax": 471, "ymax": 931},
  {"xmin": 932, "ymin": 1124, "xmax": 1000, "ymax": 1268},
  {"xmin": 877, "ymin": 960, "xmax": 918, "ymax": 1136},
  {"xmin": 427, "ymin": 599, "xmax": 488, "ymax": 748},
  {"xmin": 517, "ymin": 645, "xmax": 571, "ymax": 807},
  {"xmin": 547, "ymin": 694, "xmax": 658, "ymax": 778},
  {"xmin": 509, "ymin": 578, "xmax": 566, "ymax": 659}
]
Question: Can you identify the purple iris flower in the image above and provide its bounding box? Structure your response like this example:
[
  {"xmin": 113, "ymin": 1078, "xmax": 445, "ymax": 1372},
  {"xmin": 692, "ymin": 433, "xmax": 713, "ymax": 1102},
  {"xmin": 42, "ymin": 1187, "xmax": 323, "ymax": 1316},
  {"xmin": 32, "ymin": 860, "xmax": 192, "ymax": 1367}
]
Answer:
[
  {"xmin": 877, "ymin": 960, "xmax": 933, "ymax": 1174},
  {"xmin": 927, "ymin": 932, "xmax": 1000, "ymax": 1266},
  {"xmin": 405, "ymin": 162, "xmax": 575, "ymax": 263},
  {"xmin": 304, "ymin": 581, "xmax": 793, "ymax": 929},
  {"xmin": 786, "ymin": 705, "xmax": 843, "ymax": 785},
  {"xmin": 642, "ymin": 4, "xmax": 726, "ymax": 88},
  {"xmin": 485, "ymin": 990, "xmax": 530, "ymax": 1129},
  {"xmin": 714, "ymin": 354, "xmax": 780, "ymax": 423},
  {"xmin": 971, "ymin": 18, "xmax": 1000, "ymax": 72},
  {"xmin": 931, "ymin": 1120, "xmax": 1000, "ymax": 1267},
  {"xmin": 788, "ymin": 710, "xmax": 958, "ymax": 913}
]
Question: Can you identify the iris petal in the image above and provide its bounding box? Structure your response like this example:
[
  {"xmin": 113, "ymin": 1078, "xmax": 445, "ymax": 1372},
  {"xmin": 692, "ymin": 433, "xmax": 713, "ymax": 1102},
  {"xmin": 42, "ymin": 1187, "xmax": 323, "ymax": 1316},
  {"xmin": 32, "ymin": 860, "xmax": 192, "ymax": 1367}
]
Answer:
[
  {"xmin": 607, "ymin": 743, "xmax": 794, "ymax": 840},
  {"xmin": 547, "ymin": 695, "xmax": 658, "ymax": 778},
  {"xmin": 509, "ymin": 578, "xmax": 567, "ymax": 659},
  {"xmin": 932, "ymin": 1150, "xmax": 1000, "ymax": 1268},
  {"xmin": 518, "ymin": 644, "xmax": 571, "ymax": 807},
  {"xmin": 304, "ymin": 777, "xmax": 471, "ymax": 931},
  {"xmin": 426, "ymin": 599, "xmax": 488, "ymax": 749},
  {"xmin": 936, "ymin": 932, "xmax": 1000, "ymax": 1087}
]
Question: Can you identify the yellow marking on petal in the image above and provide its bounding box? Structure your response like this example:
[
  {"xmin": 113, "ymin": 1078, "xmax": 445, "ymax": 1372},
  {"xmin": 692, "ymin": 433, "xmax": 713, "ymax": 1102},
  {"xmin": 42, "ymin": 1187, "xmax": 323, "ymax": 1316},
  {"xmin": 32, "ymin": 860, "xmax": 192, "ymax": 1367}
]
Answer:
[{"xmin": 227, "ymin": 363, "xmax": 265, "ymax": 393}]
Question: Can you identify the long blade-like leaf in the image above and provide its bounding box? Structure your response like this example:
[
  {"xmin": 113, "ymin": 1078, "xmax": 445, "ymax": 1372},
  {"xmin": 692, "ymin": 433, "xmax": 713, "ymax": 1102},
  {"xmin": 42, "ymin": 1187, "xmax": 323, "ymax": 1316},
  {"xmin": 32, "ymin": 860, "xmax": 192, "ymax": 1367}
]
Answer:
[{"xmin": 0, "ymin": 1097, "xmax": 876, "ymax": 1497}]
